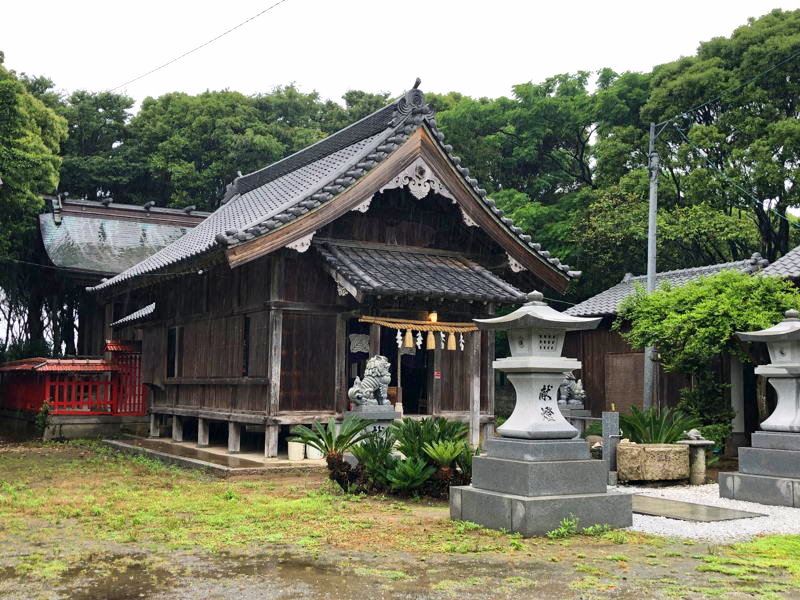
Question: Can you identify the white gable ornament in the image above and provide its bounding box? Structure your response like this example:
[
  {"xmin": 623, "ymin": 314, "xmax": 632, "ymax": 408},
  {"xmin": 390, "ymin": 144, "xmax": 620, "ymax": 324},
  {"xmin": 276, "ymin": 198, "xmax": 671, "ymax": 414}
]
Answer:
[
  {"xmin": 379, "ymin": 157, "xmax": 455, "ymax": 201},
  {"xmin": 507, "ymin": 253, "xmax": 525, "ymax": 273},
  {"xmin": 286, "ymin": 231, "xmax": 315, "ymax": 253}
]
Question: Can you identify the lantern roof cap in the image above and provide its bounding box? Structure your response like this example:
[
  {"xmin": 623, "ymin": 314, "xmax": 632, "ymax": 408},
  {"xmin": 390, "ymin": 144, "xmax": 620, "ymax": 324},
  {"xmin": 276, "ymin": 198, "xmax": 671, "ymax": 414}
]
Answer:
[
  {"xmin": 474, "ymin": 290, "xmax": 602, "ymax": 332},
  {"xmin": 737, "ymin": 310, "xmax": 800, "ymax": 342}
]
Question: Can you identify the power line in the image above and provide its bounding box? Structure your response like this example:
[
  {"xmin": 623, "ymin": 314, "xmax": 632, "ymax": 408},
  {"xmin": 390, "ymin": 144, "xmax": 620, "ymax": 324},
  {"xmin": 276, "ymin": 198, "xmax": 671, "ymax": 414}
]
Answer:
[
  {"xmin": 109, "ymin": 0, "xmax": 292, "ymax": 92},
  {"xmin": 0, "ymin": 256, "xmax": 206, "ymax": 277},
  {"xmin": 657, "ymin": 46, "xmax": 800, "ymax": 127},
  {"xmin": 673, "ymin": 124, "xmax": 800, "ymax": 229}
]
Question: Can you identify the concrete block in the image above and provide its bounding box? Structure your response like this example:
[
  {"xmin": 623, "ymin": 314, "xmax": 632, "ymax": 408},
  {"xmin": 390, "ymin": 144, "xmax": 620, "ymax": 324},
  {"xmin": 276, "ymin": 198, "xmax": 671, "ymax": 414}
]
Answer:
[
  {"xmin": 453, "ymin": 486, "xmax": 632, "ymax": 537},
  {"xmin": 719, "ymin": 472, "xmax": 797, "ymax": 507},
  {"xmin": 617, "ymin": 443, "xmax": 689, "ymax": 482},
  {"xmin": 752, "ymin": 432, "xmax": 800, "ymax": 451},
  {"xmin": 459, "ymin": 485, "xmax": 513, "ymax": 531},
  {"xmin": 171, "ymin": 416, "xmax": 183, "ymax": 442},
  {"xmin": 739, "ymin": 447, "xmax": 800, "ymax": 479},
  {"xmin": 197, "ymin": 418, "xmax": 209, "ymax": 448},
  {"xmin": 450, "ymin": 486, "xmax": 463, "ymax": 520},
  {"xmin": 484, "ymin": 438, "xmax": 590, "ymax": 462},
  {"xmin": 227, "ymin": 422, "xmax": 241, "ymax": 454},
  {"xmin": 471, "ymin": 456, "xmax": 606, "ymax": 497}
]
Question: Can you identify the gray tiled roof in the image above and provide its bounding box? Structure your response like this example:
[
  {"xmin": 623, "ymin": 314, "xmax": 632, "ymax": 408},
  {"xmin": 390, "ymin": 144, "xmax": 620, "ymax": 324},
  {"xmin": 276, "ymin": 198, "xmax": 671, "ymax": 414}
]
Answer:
[
  {"xmin": 111, "ymin": 302, "xmax": 155, "ymax": 328},
  {"xmin": 762, "ymin": 246, "xmax": 800, "ymax": 279},
  {"xmin": 40, "ymin": 214, "xmax": 194, "ymax": 275},
  {"xmin": 91, "ymin": 83, "xmax": 575, "ymax": 293},
  {"xmin": 566, "ymin": 254, "xmax": 768, "ymax": 317},
  {"xmin": 316, "ymin": 240, "xmax": 526, "ymax": 304}
]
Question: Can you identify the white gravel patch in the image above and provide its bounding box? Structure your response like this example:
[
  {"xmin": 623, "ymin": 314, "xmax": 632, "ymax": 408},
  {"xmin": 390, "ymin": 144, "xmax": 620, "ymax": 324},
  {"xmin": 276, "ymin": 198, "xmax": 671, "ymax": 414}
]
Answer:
[{"xmin": 614, "ymin": 482, "xmax": 800, "ymax": 542}]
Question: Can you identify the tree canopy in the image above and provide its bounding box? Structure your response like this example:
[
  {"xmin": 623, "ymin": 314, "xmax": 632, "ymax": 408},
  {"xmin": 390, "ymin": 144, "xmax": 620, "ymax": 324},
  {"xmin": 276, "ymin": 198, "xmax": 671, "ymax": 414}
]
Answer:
[{"xmin": 2, "ymin": 9, "xmax": 800, "ymax": 355}]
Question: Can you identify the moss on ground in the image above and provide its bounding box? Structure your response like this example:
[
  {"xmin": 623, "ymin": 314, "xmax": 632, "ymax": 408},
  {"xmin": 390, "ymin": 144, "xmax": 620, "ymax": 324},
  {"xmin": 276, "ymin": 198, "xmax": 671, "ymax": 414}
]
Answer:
[{"xmin": 1, "ymin": 440, "xmax": 799, "ymax": 599}]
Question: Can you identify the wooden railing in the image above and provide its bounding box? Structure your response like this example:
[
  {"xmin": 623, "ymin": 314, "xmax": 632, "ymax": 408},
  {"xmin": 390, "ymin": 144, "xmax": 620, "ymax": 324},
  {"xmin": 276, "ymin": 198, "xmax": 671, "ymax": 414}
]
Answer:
[{"xmin": 45, "ymin": 373, "xmax": 116, "ymax": 415}]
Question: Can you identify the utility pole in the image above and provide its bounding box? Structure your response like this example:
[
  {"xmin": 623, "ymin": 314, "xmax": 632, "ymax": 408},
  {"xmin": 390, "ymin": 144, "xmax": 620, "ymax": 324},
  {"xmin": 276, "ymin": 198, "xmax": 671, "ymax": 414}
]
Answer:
[{"xmin": 643, "ymin": 122, "xmax": 659, "ymax": 410}]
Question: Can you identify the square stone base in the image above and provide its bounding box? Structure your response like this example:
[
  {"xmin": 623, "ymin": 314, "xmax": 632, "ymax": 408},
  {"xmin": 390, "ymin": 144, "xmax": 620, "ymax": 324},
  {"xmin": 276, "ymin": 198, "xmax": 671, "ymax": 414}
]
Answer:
[
  {"xmin": 719, "ymin": 472, "xmax": 800, "ymax": 507},
  {"xmin": 739, "ymin": 447, "xmax": 800, "ymax": 479},
  {"xmin": 472, "ymin": 456, "xmax": 606, "ymax": 496},
  {"xmin": 450, "ymin": 486, "xmax": 632, "ymax": 537},
  {"xmin": 484, "ymin": 437, "xmax": 590, "ymax": 461}
]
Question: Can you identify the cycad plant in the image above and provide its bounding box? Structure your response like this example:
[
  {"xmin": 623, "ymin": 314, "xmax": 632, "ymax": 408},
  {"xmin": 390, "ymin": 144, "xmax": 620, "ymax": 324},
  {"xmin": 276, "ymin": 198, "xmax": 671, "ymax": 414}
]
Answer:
[
  {"xmin": 350, "ymin": 429, "xmax": 397, "ymax": 490},
  {"xmin": 389, "ymin": 417, "xmax": 468, "ymax": 462},
  {"xmin": 619, "ymin": 407, "xmax": 700, "ymax": 444},
  {"xmin": 289, "ymin": 415, "xmax": 373, "ymax": 490},
  {"xmin": 422, "ymin": 439, "xmax": 466, "ymax": 480},
  {"xmin": 386, "ymin": 456, "xmax": 435, "ymax": 494}
]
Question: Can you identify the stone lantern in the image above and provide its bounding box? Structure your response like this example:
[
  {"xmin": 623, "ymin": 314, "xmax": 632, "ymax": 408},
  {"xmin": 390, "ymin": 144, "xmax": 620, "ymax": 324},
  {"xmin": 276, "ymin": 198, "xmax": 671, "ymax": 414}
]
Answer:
[
  {"xmin": 449, "ymin": 291, "xmax": 632, "ymax": 536},
  {"xmin": 720, "ymin": 309, "xmax": 800, "ymax": 506},
  {"xmin": 473, "ymin": 291, "xmax": 601, "ymax": 440}
]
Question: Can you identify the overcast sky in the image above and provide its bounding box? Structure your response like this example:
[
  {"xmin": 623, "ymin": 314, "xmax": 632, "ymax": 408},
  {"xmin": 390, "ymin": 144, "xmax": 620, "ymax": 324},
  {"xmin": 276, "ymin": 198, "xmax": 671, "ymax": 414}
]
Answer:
[{"xmin": 2, "ymin": 1, "xmax": 798, "ymax": 105}]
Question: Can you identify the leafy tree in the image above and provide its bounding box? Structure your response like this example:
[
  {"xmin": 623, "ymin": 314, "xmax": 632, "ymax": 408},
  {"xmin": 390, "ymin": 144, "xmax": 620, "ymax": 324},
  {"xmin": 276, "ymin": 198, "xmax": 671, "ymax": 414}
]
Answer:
[
  {"xmin": 616, "ymin": 271, "xmax": 800, "ymax": 423},
  {"xmin": 56, "ymin": 90, "xmax": 136, "ymax": 201},
  {"xmin": 0, "ymin": 53, "xmax": 67, "ymax": 349},
  {"xmin": 616, "ymin": 271, "xmax": 800, "ymax": 372},
  {"xmin": 642, "ymin": 8, "xmax": 800, "ymax": 260}
]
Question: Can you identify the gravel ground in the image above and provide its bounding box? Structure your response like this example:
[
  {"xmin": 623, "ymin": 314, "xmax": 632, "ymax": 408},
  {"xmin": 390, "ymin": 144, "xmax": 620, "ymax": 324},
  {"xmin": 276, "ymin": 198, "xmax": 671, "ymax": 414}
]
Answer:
[{"xmin": 619, "ymin": 482, "xmax": 800, "ymax": 542}]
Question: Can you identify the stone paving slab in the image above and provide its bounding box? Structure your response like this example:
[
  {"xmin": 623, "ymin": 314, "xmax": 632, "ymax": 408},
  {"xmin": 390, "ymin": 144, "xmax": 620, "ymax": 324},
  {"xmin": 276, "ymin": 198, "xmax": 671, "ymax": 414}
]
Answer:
[
  {"xmin": 632, "ymin": 494, "xmax": 766, "ymax": 522},
  {"xmin": 104, "ymin": 439, "xmax": 327, "ymax": 477}
]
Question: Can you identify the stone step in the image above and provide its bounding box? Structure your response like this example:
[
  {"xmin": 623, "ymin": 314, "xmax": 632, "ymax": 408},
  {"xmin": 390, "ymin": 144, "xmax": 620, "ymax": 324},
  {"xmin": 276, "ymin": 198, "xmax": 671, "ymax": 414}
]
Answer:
[
  {"xmin": 752, "ymin": 432, "xmax": 800, "ymax": 451},
  {"xmin": 484, "ymin": 437, "xmax": 590, "ymax": 462},
  {"xmin": 719, "ymin": 471, "xmax": 800, "ymax": 508},
  {"xmin": 450, "ymin": 485, "xmax": 632, "ymax": 537},
  {"xmin": 471, "ymin": 456, "xmax": 607, "ymax": 497},
  {"xmin": 738, "ymin": 447, "xmax": 800, "ymax": 479}
]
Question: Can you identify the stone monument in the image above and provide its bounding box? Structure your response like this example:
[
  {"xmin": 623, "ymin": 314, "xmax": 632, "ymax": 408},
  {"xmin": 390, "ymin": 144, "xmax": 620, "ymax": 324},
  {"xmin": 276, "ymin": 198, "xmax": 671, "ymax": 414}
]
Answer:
[
  {"xmin": 449, "ymin": 291, "xmax": 633, "ymax": 535},
  {"xmin": 346, "ymin": 355, "xmax": 400, "ymax": 433},
  {"xmin": 720, "ymin": 310, "xmax": 800, "ymax": 507}
]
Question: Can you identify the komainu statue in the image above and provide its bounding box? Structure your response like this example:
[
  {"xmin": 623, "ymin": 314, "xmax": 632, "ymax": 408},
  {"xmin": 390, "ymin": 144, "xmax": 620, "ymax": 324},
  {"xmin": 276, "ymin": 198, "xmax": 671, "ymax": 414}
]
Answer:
[{"xmin": 348, "ymin": 355, "xmax": 392, "ymax": 407}]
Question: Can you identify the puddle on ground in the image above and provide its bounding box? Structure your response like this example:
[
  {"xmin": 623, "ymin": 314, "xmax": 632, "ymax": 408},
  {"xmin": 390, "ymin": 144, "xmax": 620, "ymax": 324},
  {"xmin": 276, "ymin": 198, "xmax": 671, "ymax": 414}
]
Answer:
[{"xmin": 124, "ymin": 439, "xmax": 266, "ymax": 468}]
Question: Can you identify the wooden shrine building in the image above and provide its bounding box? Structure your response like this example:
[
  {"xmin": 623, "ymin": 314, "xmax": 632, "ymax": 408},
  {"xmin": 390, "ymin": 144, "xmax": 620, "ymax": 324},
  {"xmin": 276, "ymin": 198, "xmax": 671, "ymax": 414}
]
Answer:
[{"xmin": 91, "ymin": 83, "xmax": 578, "ymax": 455}]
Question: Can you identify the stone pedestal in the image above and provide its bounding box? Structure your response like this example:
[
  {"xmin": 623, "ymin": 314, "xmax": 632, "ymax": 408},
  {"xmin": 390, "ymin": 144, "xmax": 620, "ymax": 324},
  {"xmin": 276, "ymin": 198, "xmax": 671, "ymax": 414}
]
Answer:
[
  {"xmin": 450, "ymin": 292, "xmax": 631, "ymax": 536},
  {"xmin": 451, "ymin": 438, "xmax": 632, "ymax": 536},
  {"xmin": 345, "ymin": 406, "xmax": 400, "ymax": 434},
  {"xmin": 722, "ymin": 311, "xmax": 800, "ymax": 506},
  {"xmin": 720, "ymin": 432, "xmax": 800, "ymax": 507},
  {"xmin": 677, "ymin": 439, "xmax": 714, "ymax": 485}
]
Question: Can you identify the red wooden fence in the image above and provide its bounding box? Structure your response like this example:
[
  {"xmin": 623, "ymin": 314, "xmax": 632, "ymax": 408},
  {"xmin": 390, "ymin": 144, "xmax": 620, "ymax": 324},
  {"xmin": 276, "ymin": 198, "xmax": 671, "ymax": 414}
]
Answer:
[{"xmin": 0, "ymin": 350, "xmax": 147, "ymax": 417}]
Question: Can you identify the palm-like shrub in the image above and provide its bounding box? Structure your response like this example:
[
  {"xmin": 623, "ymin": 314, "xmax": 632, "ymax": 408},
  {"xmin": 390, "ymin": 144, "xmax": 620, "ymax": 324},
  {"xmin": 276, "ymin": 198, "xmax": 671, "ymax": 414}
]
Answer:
[
  {"xmin": 389, "ymin": 417, "xmax": 468, "ymax": 462},
  {"xmin": 619, "ymin": 407, "xmax": 700, "ymax": 444},
  {"xmin": 289, "ymin": 415, "xmax": 373, "ymax": 458},
  {"xmin": 350, "ymin": 429, "xmax": 397, "ymax": 489},
  {"xmin": 422, "ymin": 439, "xmax": 466, "ymax": 480},
  {"xmin": 386, "ymin": 456, "xmax": 435, "ymax": 494},
  {"xmin": 289, "ymin": 415, "xmax": 373, "ymax": 491}
]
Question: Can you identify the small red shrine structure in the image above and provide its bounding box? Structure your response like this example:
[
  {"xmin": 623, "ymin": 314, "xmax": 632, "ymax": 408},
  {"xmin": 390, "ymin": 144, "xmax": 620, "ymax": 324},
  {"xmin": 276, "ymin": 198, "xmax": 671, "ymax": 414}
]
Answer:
[{"xmin": 0, "ymin": 342, "xmax": 146, "ymax": 417}]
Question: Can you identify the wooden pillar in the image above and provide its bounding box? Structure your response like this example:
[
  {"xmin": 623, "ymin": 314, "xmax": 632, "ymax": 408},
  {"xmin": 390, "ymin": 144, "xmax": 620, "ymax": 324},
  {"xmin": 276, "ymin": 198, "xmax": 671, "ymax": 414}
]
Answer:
[
  {"xmin": 334, "ymin": 314, "xmax": 348, "ymax": 414},
  {"xmin": 468, "ymin": 332, "xmax": 481, "ymax": 448},
  {"xmin": 171, "ymin": 415, "xmax": 183, "ymax": 442},
  {"xmin": 268, "ymin": 254, "xmax": 284, "ymax": 417},
  {"xmin": 369, "ymin": 323, "xmax": 381, "ymax": 355},
  {"xmin": 149, "ymin": 412, "xmax": 160, "ymax": 438},
  {"xmin": 430, "ymin": 348, "xmax": 442, "ymax": 415},
  {"xmin": 197, "ymin": 418, "xmax": 209, "ymax": 447},
  {"xmin": 228, "ymin": 422, "xmax": 241, "ymax": 454},
  {"xmin": 265, "ymin": 424, "xmax": 279, "ymax": 458}
]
